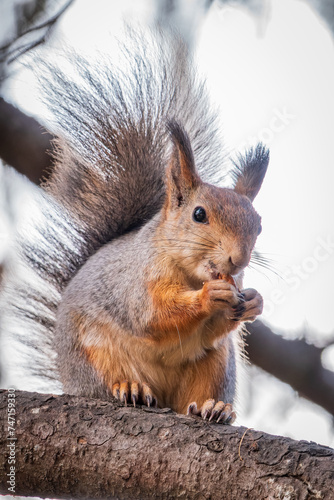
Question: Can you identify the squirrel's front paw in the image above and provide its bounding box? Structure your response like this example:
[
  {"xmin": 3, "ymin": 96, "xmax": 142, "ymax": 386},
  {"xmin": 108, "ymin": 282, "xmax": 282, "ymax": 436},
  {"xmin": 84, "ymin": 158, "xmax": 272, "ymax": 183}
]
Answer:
[
  {"xmin": 112, "ymin": 380, "xmax": 157, "ymax": 408},
  {"xmin": 201, "ymin": 280, "xmax": 242, "ymax": 315},
  {"xmin": 231, "ymin": 288, "xmax": 263, "ymax": 323},
  {"xmin": 187, "ymin": 399, "xmax": 236, "ymax": 425}
]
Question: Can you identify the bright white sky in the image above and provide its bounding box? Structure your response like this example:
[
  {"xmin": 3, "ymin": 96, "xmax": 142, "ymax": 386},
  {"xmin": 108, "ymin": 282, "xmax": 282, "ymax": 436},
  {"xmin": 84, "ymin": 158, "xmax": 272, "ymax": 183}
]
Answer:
[
  {"xmin": 4, "ymin": 0, "xmax": 334, "ymax": 445},
  {"xmin": 198, "ymin": 1, "xmax": 334, "ymax": 335}
]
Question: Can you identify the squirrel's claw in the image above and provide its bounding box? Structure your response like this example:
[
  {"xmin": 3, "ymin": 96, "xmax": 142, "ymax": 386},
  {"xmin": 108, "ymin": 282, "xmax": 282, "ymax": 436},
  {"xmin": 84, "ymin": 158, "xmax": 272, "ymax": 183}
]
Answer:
[
  {"xmin": 216, "ymin": 403, "xmax": 236, "ymax": 424},
  {"xmin": 209, "ymin": 400, "xmax": 225, "ymax": 421},
  {"xmin": 131, "ymin": 381, "xmax": 139, "ymax": 407},
  {"xmin": 229, "ymin": 288, "xmax": 263, "ymax": 323},
  {"xmin": 112, "ymin": 382, "xmax": 120, "ymax": 400},
  {"xmin": 142, "ymin": 382, "xmax": 157, "ymax": 408},
  {"xmin": 112, "ymin": 380, "xmax": 157, "ymax": 408},
  {"xmin": 188, "ymin": 399, "xmax": 236, "ymax": 425},
  {"xmin": 236, "ymin": 288, "xmax": 263, "ymax": 323},
  {"xmin": 187, "ymin": 402, "xmax": 201, "ymax": 416},
  {"xmin": 120, "ymin": 380, "xmax": 129, "ymax": 406},
  {"xmin": 232, "ymin": 302, "xmax": 246, "ymax": 321},
  {"xmin": 201, "ymin": 399, "xmax": 215, "ymax": 420}
]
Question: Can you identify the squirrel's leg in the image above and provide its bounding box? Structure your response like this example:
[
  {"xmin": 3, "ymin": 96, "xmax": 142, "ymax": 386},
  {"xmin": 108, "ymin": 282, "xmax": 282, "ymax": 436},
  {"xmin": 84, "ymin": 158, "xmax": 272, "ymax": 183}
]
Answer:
[
  {"xmin": 175, "ymin": 334, "xmax": 237, "ymax": 424},
  {"xmin": 56, "ymin": 311, "xmax": 159, "ymax": 405},
  {"xmin": 80, "ymin": 343, "xmax": 159, "ymax": 407}
]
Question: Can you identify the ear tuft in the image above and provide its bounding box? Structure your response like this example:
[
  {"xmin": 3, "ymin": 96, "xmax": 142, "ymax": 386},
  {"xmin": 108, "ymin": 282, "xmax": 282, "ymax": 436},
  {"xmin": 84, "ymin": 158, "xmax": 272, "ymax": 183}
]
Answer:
[
  {"xmin": 165, "ymin": 120, "xmax": 200, "ymax": 208},
  {"xmin": 232, "ymin": 143, "xmax": 269, "ymax": 201},
  {"xmin": 167, "ymin": 120, "xmax": 197, "ymax": 178}
]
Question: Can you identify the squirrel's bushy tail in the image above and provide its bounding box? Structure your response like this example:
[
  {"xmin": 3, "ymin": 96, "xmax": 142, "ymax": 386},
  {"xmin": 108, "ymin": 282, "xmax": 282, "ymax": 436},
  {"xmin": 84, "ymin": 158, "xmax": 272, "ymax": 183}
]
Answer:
[
  {"xmin": 5, "ymin": 28, "xmax": 226, "ymax": 387},
  {"xmin": 31, "ymin": 28, "xmax": 226, "ymax": 285}
]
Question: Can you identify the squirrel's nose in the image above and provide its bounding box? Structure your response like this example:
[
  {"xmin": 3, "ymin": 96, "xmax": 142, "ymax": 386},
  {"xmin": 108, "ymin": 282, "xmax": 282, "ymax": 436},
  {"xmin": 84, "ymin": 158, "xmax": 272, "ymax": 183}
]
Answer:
[{"xmin": 228, "ymin": 253, "xmax": 249, "ymax": 273}]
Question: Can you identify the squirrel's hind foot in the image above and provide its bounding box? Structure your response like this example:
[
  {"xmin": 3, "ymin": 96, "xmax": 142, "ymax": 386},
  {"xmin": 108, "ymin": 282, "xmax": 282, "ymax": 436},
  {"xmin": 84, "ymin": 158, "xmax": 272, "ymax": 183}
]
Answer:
[
  {"xmin": 112, "ymin": 380, "xmax": 157, "ymax": 408},
  {"xmin": 187, "ymin": 399, "xmax": 236, "ymax": 425}
]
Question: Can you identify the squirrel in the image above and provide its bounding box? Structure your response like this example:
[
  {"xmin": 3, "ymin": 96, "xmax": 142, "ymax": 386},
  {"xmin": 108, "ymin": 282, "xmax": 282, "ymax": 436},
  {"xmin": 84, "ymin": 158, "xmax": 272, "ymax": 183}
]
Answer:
[{"xmin": 10, "ymin": 29, "xmax": 269, "ymax": 424}]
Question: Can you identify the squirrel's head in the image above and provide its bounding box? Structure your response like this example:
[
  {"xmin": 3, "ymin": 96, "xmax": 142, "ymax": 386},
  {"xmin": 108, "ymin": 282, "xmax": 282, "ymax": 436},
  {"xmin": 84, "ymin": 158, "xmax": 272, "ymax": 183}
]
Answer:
[{"xmin": 161, "ymin": 120, "xmax": 269, "ymax": 285}]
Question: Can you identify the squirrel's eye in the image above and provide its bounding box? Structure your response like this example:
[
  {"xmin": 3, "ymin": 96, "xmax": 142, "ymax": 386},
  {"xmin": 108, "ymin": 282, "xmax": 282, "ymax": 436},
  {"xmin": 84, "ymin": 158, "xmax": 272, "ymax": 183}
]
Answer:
[{"xmin": 193, "ymin": 206, "xmax": 208, "ymax": 223}]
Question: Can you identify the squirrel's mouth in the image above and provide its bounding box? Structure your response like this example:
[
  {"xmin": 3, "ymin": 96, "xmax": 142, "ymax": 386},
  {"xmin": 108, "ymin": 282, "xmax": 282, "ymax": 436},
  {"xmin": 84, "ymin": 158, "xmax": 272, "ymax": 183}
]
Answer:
[
  {"xmin": 203, "ymin": 262, "xmax": 238, "ymax": 284},
  {"xmin": 207, "ymin": 262, "xmax": 228, "ymax": 280},
  {"xmin": 207, "ymin": 263, "xmax": 238, "ymax": 285},
  {"xmin": 210, "ymin": 270, "xmax": 221, "ymax": 280},
  {"xmin": 208, "ymin": 267, "xmax": 231, "ymax": 281}
]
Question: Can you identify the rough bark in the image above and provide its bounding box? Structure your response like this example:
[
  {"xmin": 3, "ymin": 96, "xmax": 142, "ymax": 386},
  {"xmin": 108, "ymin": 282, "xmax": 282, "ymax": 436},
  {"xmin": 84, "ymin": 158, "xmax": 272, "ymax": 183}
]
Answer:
[
  {"xmin": 246, "ymin": 320, "xmax": 334, "ymax": 416},
  {"xmin": 0, "ymin": 390, "xmax": 333, "ymax": 500}
]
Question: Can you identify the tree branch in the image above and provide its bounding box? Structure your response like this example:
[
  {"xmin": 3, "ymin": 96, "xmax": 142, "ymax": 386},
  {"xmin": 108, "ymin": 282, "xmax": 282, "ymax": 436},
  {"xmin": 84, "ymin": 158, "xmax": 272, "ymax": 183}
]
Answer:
[
  {"xmin": 0, "ymin": 98, "xmax": 53, "ymax": 184},
  {"xmin": 246, "ymin": 320, "xmax": 334, "ymax": 416},
  {"xmin": 0, "ymin": 390, "xmax": 333, "ymax": 499},
  {"xmin": 0, "ymin": 0, "xmax": 74, "ymax": 64}
]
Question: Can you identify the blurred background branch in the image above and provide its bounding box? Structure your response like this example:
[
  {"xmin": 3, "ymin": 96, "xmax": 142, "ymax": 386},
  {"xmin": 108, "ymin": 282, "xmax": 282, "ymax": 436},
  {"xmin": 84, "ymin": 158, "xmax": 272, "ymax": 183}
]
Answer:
[
  {"xmin": 0, "ymin": 0, "xmax": 73, "ymax": 68},
  {"xmin": 246, "ymin": 321, "xmax": 334, "ymax": 416},
  {"xmin": 0, "ymin": 98, "xmax": 53, "ymax": 184}
]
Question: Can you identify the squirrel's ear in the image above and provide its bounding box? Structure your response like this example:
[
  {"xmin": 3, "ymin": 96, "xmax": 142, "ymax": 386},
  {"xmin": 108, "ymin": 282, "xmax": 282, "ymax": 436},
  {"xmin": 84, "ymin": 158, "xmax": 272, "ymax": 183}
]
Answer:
[
  {"xmin": 232, "ymin": 144, "xmax": 269, "ymax": 201},
  {"xmin": 166, "ymin": 120, "xmax": 200, "ymax": 207}
]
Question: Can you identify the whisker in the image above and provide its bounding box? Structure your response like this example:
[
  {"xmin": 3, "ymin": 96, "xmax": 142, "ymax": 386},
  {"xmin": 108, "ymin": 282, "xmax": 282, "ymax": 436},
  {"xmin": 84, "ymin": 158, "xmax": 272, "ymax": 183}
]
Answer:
[
  {"xmin": 252, "ymin": 250, "xmax": 277, "ymax": 265},
  {"xmin": 152, "ymin": 237, "xmax": 215, "ymax": 251},
  {"xmin": 251, "ymin": 255, "xmax": 277, "ymax": 268},
  {"xmin": 249, "ymin": 260, "xmax": 282, "ymax": 279},
  {"xmin": 248, "ymin": 263, "xmax": 273, "ymax": 282},
  {"xmin": 158, "ymin": 225, "xmax": 217, "ymax": 247},
  {"xmin": 163, "ymin": 221, "xmax": 218, "ymax": 247},
  {"xmin": 251, "ymin": 249, "xmax": 280, "ymax": 276},
  {"xmin": 252, "ymin": 256, "xmax": 276, "ymax": 266},
  {"xmin": 182, "ymin": 227, "xmax": 217, "ymax": 247}
]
